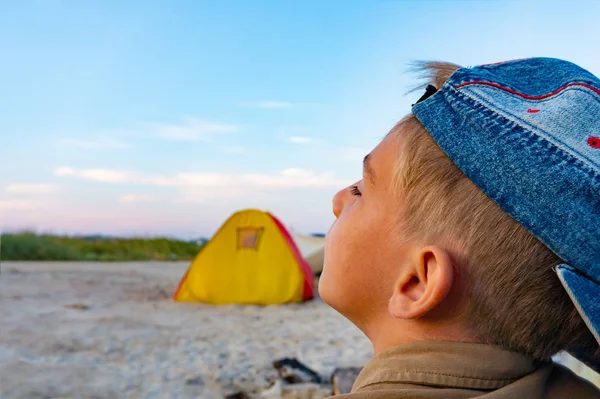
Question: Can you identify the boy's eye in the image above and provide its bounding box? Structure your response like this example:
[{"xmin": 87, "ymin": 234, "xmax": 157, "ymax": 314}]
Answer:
[{"xmin": 350, "ymin": 185, "xmax": 362, "ymax": 196}]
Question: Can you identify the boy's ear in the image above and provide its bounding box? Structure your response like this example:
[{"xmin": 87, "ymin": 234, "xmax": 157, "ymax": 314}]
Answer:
[{"xmin": 388, "ymin": 245, "xmax": 454, "ymax": 319}]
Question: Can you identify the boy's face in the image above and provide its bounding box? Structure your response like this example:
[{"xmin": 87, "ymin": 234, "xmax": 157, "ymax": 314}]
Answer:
[{"xmin": 320, "ymin": 129, "xmax": 408, "ymax": 327}]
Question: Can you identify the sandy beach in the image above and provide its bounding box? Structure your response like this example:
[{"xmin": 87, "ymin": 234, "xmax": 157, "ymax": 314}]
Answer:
[{"xmin": 0, "ymin": 262, "xmax": 372, "ymax": 399}]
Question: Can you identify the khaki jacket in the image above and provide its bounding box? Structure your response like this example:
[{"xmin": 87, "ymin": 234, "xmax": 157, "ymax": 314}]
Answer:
[{"xmin": 336, "ymin": 341, "xmax": 600, "ymax": 398}]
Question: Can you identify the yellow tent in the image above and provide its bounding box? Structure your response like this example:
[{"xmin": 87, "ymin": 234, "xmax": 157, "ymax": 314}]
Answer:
[{"xmin": 173, "ymin": 209, "xmax": 314, "ymax": 305}]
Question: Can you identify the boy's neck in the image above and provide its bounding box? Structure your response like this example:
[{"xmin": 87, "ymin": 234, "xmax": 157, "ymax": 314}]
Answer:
[{"xmin": 366, "ymin": 317, "xmax": 476, "ymax": 356}]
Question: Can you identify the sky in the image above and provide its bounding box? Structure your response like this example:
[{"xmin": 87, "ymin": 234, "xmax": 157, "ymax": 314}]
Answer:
[{"xmin": 1, "ymin": 0, "xmax": 599, "ymax": 239}]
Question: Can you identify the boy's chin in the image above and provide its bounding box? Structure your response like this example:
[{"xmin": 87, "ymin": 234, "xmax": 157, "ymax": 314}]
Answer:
[
  {"xmin": 317, "ymin": 271, "xmax": 336, "ymax": 307},
  {"xmin": 318, "ymin": 272, "xmax": 349, "ymax": 315},
  {"xmin": 319, "ymin": 272, "xmax": 370, "ymax": 330}
]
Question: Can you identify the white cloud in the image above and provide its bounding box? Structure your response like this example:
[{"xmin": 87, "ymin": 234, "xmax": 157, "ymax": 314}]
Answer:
[
  {"xmin": 54, "ymin": 166, "xmax": 75, "ymax": 176},
  {"xmin": 119, "ymin": 194, "xmax": 154, "ymax": 203},
  {"xmin": 287, "ymin": 136, "xmax": 313, "ymax": 144},
  {"xmin": 54, "ymin": 166, "xmax": 135, "ymax": 183},
  {"xmin": 62, "ymin": 138, "xmax": 129, "ymax": 149},
  {"xmin": 151, "ymin": 118, "xmax": 238, "ymax": 141},
  {"xmin": 144, "ymin": 173, "xmax": 234, "ymax": 187},
  {"xmin": 54, "ymin": 166, "xmax": 350, "ymax": 190},
  {"xmin": 177, "ymin": 186, "xmax": 256, "ymax": 204},
  {"xmin": 0, "ymin": 199, "xmax": 41, "ymax": 211},
  {"xmin": 242, "ymin": 101, "xmax": 293, "ymax": 109},
  {"xmin": 5, "ymin": 184, "xmax": 57, "ymax": 194},
  {"xmin": 280, "ymin": 168, "xmax": 315, "ymax": 178},
  {"xmin": 242, "ymin": 169, "xmax": 345, "ymax": 188}
]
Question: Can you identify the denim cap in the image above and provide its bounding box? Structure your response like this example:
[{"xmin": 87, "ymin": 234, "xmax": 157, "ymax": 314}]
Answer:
[{"xmin": 411, "ymin": 57, "xmax": 600, "ymax": 370}]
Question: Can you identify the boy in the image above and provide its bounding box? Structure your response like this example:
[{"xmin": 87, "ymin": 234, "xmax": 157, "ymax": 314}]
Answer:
[{"xmin": 319, "ymin": 58, "xmax": 600, "ymax": 398}]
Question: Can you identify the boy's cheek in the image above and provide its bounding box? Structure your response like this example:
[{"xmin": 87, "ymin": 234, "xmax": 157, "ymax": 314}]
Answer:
[{"xmin": 320, "ymin": 213, "xmax": 375, "ymax": 313}]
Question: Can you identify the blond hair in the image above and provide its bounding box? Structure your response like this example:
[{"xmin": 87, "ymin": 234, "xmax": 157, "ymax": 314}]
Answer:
[{"xmin": 392, "ymin": 61, "xmax": 598, "ymax": 360}]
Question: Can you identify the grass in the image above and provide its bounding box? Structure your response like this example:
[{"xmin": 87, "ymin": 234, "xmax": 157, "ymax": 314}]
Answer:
[{"xmin": 0, "ymin": 232, "xmax": 204, "ymax": 261}]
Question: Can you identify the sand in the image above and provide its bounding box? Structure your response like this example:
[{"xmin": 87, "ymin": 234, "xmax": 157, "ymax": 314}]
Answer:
[{"xmin": 0, "ymin": 262, "xmax": 372, "ymax": 399}]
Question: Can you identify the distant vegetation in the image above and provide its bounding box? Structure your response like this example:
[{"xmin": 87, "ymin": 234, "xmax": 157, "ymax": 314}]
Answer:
[{"xmin": 0, "ymin": 232, "xmax": 205, "ymax": 261}]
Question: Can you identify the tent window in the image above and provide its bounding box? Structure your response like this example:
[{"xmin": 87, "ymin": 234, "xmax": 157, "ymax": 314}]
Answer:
[{"xmin": 237, "ymin": 227, "xmax": 263, "ymax": 250}]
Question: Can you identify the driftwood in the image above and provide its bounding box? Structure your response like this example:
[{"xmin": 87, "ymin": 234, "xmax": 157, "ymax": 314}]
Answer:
[
  {"xmin": 272, "ymin": 357, "xmax": 322, "ymax": 384},
  {"xmin": 331, "ymin": 367, "xmax": 362, "ymax": 396},
  {"xmin": 224, "ymin": 392, "xmax": 251, "ymax": 399}
]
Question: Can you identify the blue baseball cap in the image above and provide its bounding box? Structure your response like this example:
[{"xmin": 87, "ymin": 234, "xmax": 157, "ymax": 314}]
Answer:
[{"xmin": 412, "ymin": 57, "xmax": 600, "ymax": 371}]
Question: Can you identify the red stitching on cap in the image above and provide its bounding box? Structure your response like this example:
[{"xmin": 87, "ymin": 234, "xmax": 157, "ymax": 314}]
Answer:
[
  {"xmin": 527, "ymin": 109, "xmax": 540, "ymax": 113},
  {"xmin": 588, "ymin": 137, "xmax": 600, "ymax": 149},
  {"xmin": 455, "ymin": 81, "xmax": 600, "ymax": 99}
]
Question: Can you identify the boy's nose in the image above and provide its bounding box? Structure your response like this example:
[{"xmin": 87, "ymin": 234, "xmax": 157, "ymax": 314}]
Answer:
[{"xmin": 332, "ymin": 189, "xmax": 345, "ymax": 218}]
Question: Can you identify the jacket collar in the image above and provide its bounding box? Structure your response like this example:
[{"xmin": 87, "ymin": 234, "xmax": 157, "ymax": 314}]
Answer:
[{"xmin": 353, "ymin": 341, "xmax": 543, "ymax": 392}]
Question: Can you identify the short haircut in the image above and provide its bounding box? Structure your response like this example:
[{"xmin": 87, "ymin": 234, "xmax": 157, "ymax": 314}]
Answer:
[{"xmin": 391, "ymin": 61, "xmax": 599, "ymax": 360}]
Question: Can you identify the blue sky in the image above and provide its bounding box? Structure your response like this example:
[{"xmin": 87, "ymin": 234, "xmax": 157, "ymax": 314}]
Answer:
[{"xmin": 1, "ymin": 0, "xmax": 599, "ymax": 239}]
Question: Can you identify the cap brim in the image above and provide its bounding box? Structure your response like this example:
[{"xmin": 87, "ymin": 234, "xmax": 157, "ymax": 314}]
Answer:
[{"xmin": 556, "ymin": 264, "xmax": 600, "ymax": 372}]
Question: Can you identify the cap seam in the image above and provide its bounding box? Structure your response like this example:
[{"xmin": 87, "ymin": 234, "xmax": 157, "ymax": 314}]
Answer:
[
  {"xmin": 454, "ymin": 84, "xmax": 600, "ymax": 170},
  {"xmin": 448, "ymin": 85, "xmax": 600, "ymax": 183},
  {"xmin": 454, "ymin": 86, "xmax": 600, "ymax": 173},
  {"xmin": 454, "ymin": 81, "xmax": 600, "ymax": 100}
]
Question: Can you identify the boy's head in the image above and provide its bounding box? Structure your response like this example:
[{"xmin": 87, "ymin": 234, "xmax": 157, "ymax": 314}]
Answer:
[{"xmin": 319, "ymin": 58, "xmax": 600, "ymax": 366}]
